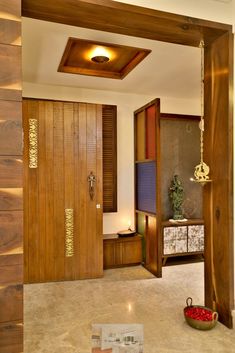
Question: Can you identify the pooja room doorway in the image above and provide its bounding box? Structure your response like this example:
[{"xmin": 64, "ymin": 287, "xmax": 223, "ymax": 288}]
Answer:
[{"xmin": 0, "ymin": 1, "xmax": 233, "ymax": 351}]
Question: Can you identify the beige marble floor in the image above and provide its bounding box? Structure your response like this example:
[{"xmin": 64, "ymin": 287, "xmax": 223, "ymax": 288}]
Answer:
[{"xmin": 24, "ymin": 263, "xmax": 235, "ymax": 353}]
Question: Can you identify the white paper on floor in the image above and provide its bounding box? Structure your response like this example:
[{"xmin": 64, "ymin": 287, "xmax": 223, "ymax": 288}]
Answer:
[{"xmin": 91, "ymin": 324, "xmax": 144, "ymax": 353}]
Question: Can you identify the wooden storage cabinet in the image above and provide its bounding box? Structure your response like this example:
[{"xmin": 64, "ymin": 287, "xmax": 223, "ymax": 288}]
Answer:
[
  {"xmin": 162, "ymin": 221, "xmax": 204, "ymax": 263},
  {"xmin": 103, "ymin": 235, "xmax": 142, "ymax": 269}
]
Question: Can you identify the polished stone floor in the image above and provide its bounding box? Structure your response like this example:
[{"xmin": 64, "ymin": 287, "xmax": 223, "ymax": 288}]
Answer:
[{"xmin": 24, "ymin": 263, "xmax": 235, "ymax": 353}]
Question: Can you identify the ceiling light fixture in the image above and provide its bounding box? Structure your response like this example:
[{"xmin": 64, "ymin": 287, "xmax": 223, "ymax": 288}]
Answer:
[
  {"xmin": 90, "ymin": 46, "xmax": 110, "ymax": 63},
  {"xmin": 91, "ymin": 55, "xmax": 110, "ymax": 63}
]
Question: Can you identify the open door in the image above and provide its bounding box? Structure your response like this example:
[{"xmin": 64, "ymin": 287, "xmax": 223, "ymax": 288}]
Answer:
[{"xmin": 23, "ymin": 99, "xmax": 103, "ymax": 283}]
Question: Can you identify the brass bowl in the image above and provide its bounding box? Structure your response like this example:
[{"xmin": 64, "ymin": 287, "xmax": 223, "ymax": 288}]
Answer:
[{"xmin": 184, "ymin": 297, "xmax": 218, "ymax": 330}]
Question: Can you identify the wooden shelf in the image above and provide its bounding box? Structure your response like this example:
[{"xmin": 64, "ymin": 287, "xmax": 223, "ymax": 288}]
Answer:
[{"xmin": 161, "ymin": 219, "xmax": 204, "ymax": 227}]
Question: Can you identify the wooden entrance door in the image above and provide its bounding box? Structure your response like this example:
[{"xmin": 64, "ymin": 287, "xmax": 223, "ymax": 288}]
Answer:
[{"xmin": 23, "ymin": 99, "xmax": 103, "ymax": 283}]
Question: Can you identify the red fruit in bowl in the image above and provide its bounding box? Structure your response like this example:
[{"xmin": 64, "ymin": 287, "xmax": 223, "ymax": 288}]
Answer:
[{"xmin": 185, "ymin": 307, "xmax": 213, "ymax": 321}]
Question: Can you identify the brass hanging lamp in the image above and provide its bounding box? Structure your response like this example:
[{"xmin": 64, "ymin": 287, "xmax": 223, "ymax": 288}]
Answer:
[{"xmin": 191, "ymin": 40, "xmax": 212, "ymax": 186}]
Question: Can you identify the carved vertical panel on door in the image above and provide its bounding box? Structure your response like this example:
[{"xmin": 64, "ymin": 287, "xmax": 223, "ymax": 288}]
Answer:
[
  {"xmin": 23, "ymin": 99, "xmax": 103, "ymax": 283},
  {"xmin": 0, "ymin": 0, "xmax": 23, "ymax": 351}
]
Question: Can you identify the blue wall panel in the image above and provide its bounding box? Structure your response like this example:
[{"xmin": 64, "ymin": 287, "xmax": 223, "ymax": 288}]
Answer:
[{"xmin": 137, "ymin": 162, "xmax": 156, "ymax": 214}]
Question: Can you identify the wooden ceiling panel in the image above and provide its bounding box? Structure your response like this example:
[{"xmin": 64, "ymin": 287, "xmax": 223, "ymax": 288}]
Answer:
[{"xmin": 58, "ymin": 38, "xmax": 151, "ymax": 79}]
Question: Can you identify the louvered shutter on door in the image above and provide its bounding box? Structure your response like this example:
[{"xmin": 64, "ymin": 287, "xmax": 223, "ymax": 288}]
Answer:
[{"xmin": 102, "ymin": 105, "xmax": 117, "ymax": 212}]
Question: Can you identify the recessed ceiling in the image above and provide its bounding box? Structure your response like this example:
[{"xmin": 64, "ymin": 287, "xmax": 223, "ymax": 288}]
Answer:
[
  {"xmin": 22, "ymin": 18, "xmax": 201, "ymax": 99},
  {"xmin": 58, "ymin": 38, "xmax": 151, "ymax": 79}
]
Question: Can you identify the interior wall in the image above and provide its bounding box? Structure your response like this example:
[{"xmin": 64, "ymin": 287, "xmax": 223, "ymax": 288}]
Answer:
[
  {"xmin": 23, "ymin": 82, "xmax": 200, "ymax": 234},
  {"xmin": 114, "ymin": 0, "xmax": 234, "ymax": 25}
]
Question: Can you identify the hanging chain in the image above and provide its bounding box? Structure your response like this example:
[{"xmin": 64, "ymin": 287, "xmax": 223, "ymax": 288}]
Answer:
[
  {"xmin": 199, "ymin": 40, "xmax": 204, "ymax": 164},
  {"xmin": 191, "ymin": 39, "xmax": 211, "ymax": 185}
]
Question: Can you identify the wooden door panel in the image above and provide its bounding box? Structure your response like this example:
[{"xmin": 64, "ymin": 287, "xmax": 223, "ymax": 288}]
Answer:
[
  {"xmin": 78, "ymin": 103, "xmax": 103, "ymax": 279},
  {"xmin": 87, "ymin": 104, "xmax": 101, "ymax": 278},
  {"xmin": 64, "ymin": 102, "xmax": 75, "ymax": 281},
  {"xmin": 24, "ymin": 99, "xmax": 103, "ymax": 283},
  {"xmin": 145, "ymin": 216, "xmax": 158, "ymax": 275},
  {"xmin": 53, "ymin": 102, "xmax": 65, "ymax": 281}
]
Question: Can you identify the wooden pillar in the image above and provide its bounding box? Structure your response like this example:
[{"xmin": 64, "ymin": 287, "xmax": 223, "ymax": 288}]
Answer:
[
  {"xmin": 0, "ymin": 1, "xmax": 23, "ymax": 351},
  {"xmin": 204, "ymin": 31, "xmax": 234, "ymax": 328}
]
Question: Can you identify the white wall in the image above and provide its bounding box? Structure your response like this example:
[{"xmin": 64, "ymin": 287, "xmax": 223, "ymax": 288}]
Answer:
[
  {"xmin": 23, "ymin": 82, "xmax": 199, "ymax": 234},
  {"xmin": 114, "ymin": 0, "xmax": 234, "ymax": 25}
]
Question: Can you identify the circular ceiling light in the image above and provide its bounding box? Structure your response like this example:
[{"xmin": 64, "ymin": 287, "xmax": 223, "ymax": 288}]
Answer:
[
  {"xmin": 90, "ymin": 46, "xmax": 110, "ymax": 63},
  {"xmin": 91, "ymin": 55, "xmax": 110, "ymax": 63}
]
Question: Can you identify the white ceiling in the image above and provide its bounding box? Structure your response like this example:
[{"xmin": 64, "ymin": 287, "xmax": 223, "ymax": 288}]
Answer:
[{"xmin": 22, "ymin": 18, "xmax": 201, "ymax": 100}]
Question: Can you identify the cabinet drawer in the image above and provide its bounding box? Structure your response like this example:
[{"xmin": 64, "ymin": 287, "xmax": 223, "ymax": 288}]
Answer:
[
  {"xmin": 163, "ymin": 226, "xmax": 187, "ymax": 254},
  {"xmin": 188, "ymin": 225, "xmax": 204, "ymax": 252}
]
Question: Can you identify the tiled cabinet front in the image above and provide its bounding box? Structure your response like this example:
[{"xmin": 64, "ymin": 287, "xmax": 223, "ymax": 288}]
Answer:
[
  {"xmin": 188, "ymin": 225, "xmax": 204, "ymax": 252},
  {"xmin": 163, "ymin": 225, "xmax": 204, "ymax": 255}
]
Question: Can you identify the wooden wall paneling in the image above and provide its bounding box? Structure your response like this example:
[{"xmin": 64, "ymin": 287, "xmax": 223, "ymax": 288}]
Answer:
[
  {"xmin": 0, "ymin": 254, "xmax": 22, "ymax": 268},
  {"xmin": 102, "ymin": 105, "xmax": 117, "ymax": 212},
  {"xmin": 0, "ymin": 157, "xmax": 22, "ymax": 188},
  {"xmin": 0, "ymin": 44, "xmax": 21, "ymax": 101},
  {"xmin": 0, "ymin": 211, "xmax": 23, "ymax": 257},
  {"xmin": 0, "ymin": 321, "xmax": 23, "ymax": 353},
  {"xmin": 0, "ymin": 282, "xmax": 23, "ymax": 323},
  {"xmin": 0, "ymin": 188, "xmax": 22, "ymax": 210},
  {"xmin": 53, "ymin": 102, "xmax": 65, "ymax": 281},
  {"xmin": 64, "ymin": 102, "xmax": 75, "ymax": 280},
  {"xmin": 204, "ymin": 32, "xmax": 234, "ymax": 328},
  {"xmin": 0, "ymin": 100, "xmax": 22, "ymax": 155},
  {"xmin": 0, "ymin": 1, "xmax": 22, "ymax": 352},
  {"xmin": 0, "ymin": 19, "xmax": 21, "ymax": 45},
  {"xmin": 0, "ymin": 0, "xmax": 21, "ymax": 21}
]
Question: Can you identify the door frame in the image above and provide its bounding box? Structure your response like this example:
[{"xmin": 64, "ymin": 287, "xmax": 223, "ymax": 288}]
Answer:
[{"xmin": 21, "ymin": 0, "xmax": 234, "ymax": 327}]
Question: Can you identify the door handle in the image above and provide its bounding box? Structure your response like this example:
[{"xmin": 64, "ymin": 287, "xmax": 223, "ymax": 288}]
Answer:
[{"xmin": 87, "ymin": 171, "xmax": 96, "ymax": 200}]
